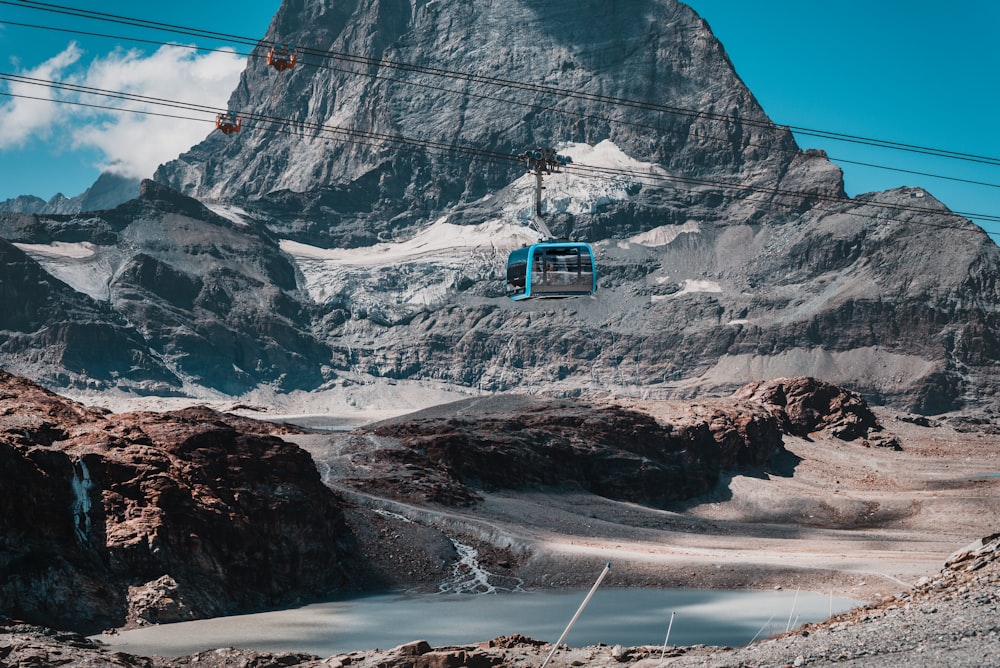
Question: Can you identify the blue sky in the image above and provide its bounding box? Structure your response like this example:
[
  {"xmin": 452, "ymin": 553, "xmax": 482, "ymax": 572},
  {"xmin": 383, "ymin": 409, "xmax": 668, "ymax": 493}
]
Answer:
[
  {"xmin": 686, "ymin": 1, "xmax": 1000, "ymax": 237},
  {"xmin": 0, "ymin": 1, "xmax": 279, "ymax": 200},
  {"xmin": 1, "ymin": 1, "xmax": 997, "ymax": 238}
]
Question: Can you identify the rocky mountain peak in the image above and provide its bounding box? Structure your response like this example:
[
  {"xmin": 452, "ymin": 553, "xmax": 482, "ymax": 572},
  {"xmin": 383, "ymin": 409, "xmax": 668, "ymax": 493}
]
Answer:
[
  {"xmin": 0, "ymin": 173, "xmax": 140, "ymax": 216},
  {"xmin": 2, "ymin": 1, "xmax": 998, "ymax": 415},
  {"xmin": 155, "ymin": 0, "xmax": 834, "ymax": 239}
]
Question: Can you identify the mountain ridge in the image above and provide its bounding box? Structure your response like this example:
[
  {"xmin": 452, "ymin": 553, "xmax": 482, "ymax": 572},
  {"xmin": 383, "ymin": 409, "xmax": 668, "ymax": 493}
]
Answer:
[
  {"xmin": 0, "ymin": 0, "xmax": 997, "ymax": 415},
  {"xmin": 0, "ymin": 172, "xmax": 141, "ymax": 216}
]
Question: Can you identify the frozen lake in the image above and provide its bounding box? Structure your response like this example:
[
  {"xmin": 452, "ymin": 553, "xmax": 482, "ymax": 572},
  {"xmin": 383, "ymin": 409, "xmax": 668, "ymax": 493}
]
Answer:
[{"xmin": 95, "ymin": 587, "xmax": 861, "ymax": 658}]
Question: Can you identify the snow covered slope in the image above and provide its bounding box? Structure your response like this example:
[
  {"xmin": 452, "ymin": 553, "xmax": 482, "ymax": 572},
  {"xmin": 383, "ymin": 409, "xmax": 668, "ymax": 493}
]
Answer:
[{"xmin": 2, "ymin": 1, "xmax": 998, "ymax": 415}]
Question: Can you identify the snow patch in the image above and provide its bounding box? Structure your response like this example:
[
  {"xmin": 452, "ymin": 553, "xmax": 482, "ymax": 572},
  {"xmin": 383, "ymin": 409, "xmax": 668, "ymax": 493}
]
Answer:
[
  {"xmin": 503, "ymin": 139, "xmax": 667, "ymax": 222},
  {"xmin": 281, "ymin": 218, "xmax": 534, "ymax": 267},
  {"xmin": 14, "ymin": 241, "xmax": 96, "ymax": 259},
  {"xmin": 650, "ymin": 279, "xmax": 723, "ymax": 302},
  {"xmin": 280, "ymin": 218, "xmax": 536, "ymax": 306},
  {"xmin": 629, "ymin": 220, "xmax": 701, "ymax": 247},
  {"xmin": 14, "ymin": 241, "xmax": 123, "ymax": 301},
  {"xmin": 562, "ymin": 139, "xmax": 662, "ymax": 172},
  {"xmin": 205, "ymin": 203, "xmax": 251, "ymax": 227},
  {"xmin": 677, "ymin": 279, "xmax": 722, "ymax": 295},
  {"xmin": 280, "ymin": 139, "xmax": 668, "ymax": 309}
]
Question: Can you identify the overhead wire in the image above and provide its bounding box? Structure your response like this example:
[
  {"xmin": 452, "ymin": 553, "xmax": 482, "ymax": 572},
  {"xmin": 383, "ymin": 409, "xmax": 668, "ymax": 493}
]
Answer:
[
  {"xmin": 8, "ymin": 16, "xmax": 1000, "ymax": 198},
  {"xmin": 3, "ymin": 90, "xmax": 996, "ymax": 241},
  {"xmin": 564, "ymin": 161, "xmax": 997, "ymax": 229},
  {"xmin": 6, "ymin": 17, "xmax": 1000, "ymax": 235},
  {"xmin": 0, "ymin": 15, "xmax": 835, "ymax": 186},
  {"xmin": 3, "ymin": 73, "xmax": 1000, "ymax": 237},
  {"xmin": 0, "ymin": 73, "xmax": 529, "ymax": 169},
  {"xmin": 1, "ymin": 1, "xmax": 997, "ymax": 237},
  {"xmin": 4, "ymin": 0, "xmax": 1000, "ymax": 169}
]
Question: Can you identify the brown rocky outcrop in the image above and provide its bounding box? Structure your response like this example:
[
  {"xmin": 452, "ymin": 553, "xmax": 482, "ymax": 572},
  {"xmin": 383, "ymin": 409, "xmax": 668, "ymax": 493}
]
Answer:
[
  {"xmin": 329, "ymin": 639, "xmax": 504, "ymax": 668},
  {"xmin": 340, "ymin": 393, "xmax": 786, "ymax": 508},
  {"xmin": 0, "ymin": 371, "xmax": 897, "ymax": 636},
  {"xmin": 336, "ymin": 378, "xmax": 887, "ymax": 510},
  {"xmin": 734, "ymin": 376, "xmax": 881, "ymax": 440},
  {"xmin": 0, "ymin": 370, "xmax": 356, "ymax": 633}
]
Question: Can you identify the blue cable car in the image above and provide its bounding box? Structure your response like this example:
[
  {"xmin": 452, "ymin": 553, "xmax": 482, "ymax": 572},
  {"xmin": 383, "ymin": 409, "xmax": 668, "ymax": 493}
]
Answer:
[{"xmin": 506, "ymin": 241, "xmax": 597, "ymax": 300}]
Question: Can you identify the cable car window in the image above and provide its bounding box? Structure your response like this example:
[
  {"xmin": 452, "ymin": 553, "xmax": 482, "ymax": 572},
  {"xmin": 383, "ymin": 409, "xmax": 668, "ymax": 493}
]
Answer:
[
  {"xmin": 506, "ymin": 242, "xmax": 596, "ymax": 300},
  {"xmin": 506, "ymin": 260, "xmax": 527, "ymax": 296}
]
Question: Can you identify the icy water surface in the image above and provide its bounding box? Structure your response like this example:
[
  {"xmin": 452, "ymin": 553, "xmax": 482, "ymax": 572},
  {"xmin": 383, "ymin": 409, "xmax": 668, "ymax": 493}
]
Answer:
[{"xmin": 96, "ymin": 588, "xmax": 861, "ymax": 658}]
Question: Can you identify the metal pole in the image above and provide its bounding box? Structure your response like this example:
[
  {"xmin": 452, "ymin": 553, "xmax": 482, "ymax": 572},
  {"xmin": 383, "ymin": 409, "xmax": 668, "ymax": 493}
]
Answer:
[
  {"xmin": 785, "ymin": 587, "xmax": 800, "ymax": 632},
  {"xmin": 657, "ymin": 611, "xmax": 676, "ymax": 666},
  {"xmin": 534, "ymin": 169, "xmax": 544, "ymax": 217},
  {"xmin": 748, "ymin": 614, "xmax": 776, "ymax": 644},
  {"xmin": 540, "ymin": 562, "xmax": 611, "ymax": 668}
]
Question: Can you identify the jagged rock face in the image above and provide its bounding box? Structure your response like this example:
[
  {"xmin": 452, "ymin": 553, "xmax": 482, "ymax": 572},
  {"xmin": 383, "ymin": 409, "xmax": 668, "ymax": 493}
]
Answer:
[
  {"xmin": 336, "ymin": 393, "xmax": 785, "ymax": 507},
  {"xmin": 0, "ymin": 371, "xmax": 356, "ymax": 633},
  {"xmin": 3, "ymin": 1, "xmax": 999, "ymax": 414},
  {"xmin": 0, "ymin": 181, "xmax": 333, "ymax": 394},
  {"xmin": 734, "ymin": 376, "xmax": 881, "ymax": 440},
  {"xmin": 155, "ymin": 0, "xmax": 835, "ymax": 241},
  {"xmin": 0, "ymin": 237, "xmax": 177, "ymax": 391}
]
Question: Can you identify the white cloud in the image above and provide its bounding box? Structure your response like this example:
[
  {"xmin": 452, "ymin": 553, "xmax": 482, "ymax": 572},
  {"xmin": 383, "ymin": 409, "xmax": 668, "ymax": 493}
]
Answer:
[
  {"xmin": 0, "ymin": 43, "xmax": 82, "ymax": 148},
  {"xmin": 68, "ymin": 44, "xmax": 246, "ymax": 178},
  {"xmin": 0, "ymin": 42, "xmax": 245, "ymax": 178}
]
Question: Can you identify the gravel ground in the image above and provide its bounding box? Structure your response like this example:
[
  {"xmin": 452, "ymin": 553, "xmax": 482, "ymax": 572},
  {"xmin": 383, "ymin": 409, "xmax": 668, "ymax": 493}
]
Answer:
[
  {"xmin": 306, "ymin": 534, "xmax": 1000, "ymax": 667},
  {"xmin": 654, "ymin": 534, "xmax": 1000, "ymax": 668}
]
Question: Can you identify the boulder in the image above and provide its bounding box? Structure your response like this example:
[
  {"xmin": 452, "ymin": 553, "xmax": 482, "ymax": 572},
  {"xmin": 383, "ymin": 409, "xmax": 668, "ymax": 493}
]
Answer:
[{"xmin": 734, "ymin": 377, "xmax": 881, "ymax": 440}]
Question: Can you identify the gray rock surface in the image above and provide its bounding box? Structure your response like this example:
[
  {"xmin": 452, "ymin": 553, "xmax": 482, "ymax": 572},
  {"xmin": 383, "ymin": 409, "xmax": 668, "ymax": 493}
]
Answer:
[
  {"xmin": 157, "ymin": 0, "xmax": 815, "ymax": 219},
  {"xmin": 0, "ymin": 173, "xmax": 140, "ymax": 215},
  {"xmin": 0, "ymin": 236, "xmax": 176, "ymax": 392},
  {"xmin": 0, "ymin": 180, "xmax": 331, "ymax": 394},
  {"xmin": 1, "ymin": 0, "xmax": 998, "ymax": 414}
]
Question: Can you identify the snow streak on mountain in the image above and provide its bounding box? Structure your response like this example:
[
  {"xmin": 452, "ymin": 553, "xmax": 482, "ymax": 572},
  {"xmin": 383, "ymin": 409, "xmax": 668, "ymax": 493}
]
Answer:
[{"xmin": 1, "ymin": 0, "xmax": 997, "ymax": 414}]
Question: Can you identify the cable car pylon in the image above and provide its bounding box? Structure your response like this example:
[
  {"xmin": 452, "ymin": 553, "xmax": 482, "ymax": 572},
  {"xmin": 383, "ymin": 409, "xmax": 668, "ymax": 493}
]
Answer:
[
  {"xmin": 516, "ymin": 147, "xmax": 573, "ymax": 240},
  {"xmin": 506, "ymin": 146, "xmax": 597, "ymax": 301}
]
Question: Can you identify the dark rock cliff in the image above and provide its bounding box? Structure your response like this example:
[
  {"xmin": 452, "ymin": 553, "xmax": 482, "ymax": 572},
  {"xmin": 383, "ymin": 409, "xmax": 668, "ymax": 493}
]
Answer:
[
  {"xmin": 0, "ymin": 371, "xmax": 356, "ymax": 633},
  {"xmin": 339, "ymin": 392, "xmax": 787, "ymax": 508}
]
